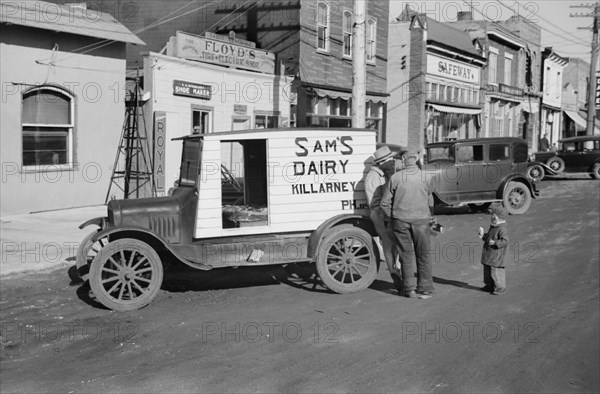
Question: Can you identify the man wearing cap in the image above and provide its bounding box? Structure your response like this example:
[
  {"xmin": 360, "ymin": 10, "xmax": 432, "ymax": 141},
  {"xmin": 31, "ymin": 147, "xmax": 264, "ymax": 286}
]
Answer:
[
  {"xmin": 364, "ymin": 145, "xmax": 403, "ymax": 293},
  {"xmin": 380, "ymin": 151, "xmax": 435, "ymax": 299}
]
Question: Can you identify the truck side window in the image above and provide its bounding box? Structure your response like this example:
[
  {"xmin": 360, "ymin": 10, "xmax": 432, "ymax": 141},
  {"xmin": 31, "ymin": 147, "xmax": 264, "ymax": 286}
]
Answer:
[{"xmin": 221, "ymin": 140, "xmax": 268, "ymax": 229}]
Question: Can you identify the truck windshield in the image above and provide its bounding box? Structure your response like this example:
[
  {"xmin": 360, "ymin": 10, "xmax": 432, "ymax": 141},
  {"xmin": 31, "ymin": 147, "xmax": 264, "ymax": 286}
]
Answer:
[{"xmin": 179, "ymin": 139, "xmax": 201, "ymax": 187}]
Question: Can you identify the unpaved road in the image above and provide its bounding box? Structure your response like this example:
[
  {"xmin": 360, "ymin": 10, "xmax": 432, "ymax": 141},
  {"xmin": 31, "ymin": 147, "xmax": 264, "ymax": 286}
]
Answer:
[{"xmin": 1, "ymin": 178, "xmax": 599, "ymax": 393}]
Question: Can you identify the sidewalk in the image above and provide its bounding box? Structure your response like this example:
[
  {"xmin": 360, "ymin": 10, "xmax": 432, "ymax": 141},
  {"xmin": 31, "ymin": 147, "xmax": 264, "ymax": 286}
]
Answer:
[{"xmin": 0, "ymin": 205, "xmax": 107, "ymax": 277}]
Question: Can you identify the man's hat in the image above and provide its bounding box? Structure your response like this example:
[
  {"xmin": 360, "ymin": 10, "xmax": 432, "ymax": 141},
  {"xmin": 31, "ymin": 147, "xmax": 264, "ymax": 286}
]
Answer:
[{"xmin": 373, "ymin": 146, "xmax": 394, "ymax": 164}]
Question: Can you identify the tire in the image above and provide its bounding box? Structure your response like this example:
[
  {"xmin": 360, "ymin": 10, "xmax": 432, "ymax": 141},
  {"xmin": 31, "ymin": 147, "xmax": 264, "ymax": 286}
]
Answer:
[
  {"xmin": 89, "ymin": 238, "xmax": 163, "ymax": 311},
  {"xmin": 546, "ymin": 157, "xmax": 565, "ymax": 173},
  {"xmin": 316, "ymin": 225, "xmax": 378, "ymax": 294},
  {"xmin": 468, "ymin": 202, "xmax": 492, "ymax": 212},
  {"xmin": 502, "ymin": 181, "xmax": 532, "ymax": 215},
  {"xmin": 592, "ymin": 162, "xmax": 600, "ymax": 180},
  {"xmin": 76, "ymin": 231, "xmax": 109, "ymax": 282},
  {"xmin": 527, "ymin": 164, "xmax": 545, "ymax": 182}
]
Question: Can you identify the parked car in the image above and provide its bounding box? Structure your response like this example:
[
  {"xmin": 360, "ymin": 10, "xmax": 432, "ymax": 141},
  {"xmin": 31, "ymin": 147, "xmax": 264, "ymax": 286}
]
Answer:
[
  {"xmin": 530, "ymin": 135, "xmax": 600, "ymax": 180},
  {"xmin": 422, "ymin": 137, "xmax": 539, "ymax": 215},
  {"xmin": 77, "ymin": 128, "xmax": 382, "ymax": 310}
]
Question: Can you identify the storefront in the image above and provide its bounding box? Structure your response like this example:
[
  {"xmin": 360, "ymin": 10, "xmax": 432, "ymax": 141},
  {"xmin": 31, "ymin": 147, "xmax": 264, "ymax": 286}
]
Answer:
[
  {"xmin": 142, "ymin": 32, "xmax": 291, "ymax": 194},
  {"xmin": 424, "ymin": 54, "xmax": 483, "ymax": 143}
]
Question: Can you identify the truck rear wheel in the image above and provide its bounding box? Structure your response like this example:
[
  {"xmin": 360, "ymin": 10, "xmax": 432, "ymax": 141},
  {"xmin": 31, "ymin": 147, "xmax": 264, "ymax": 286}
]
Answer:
[
  {"xmin": 316, "ymin": 225, "xmax": 378, "ymax": 294},
  {"xmin": 89, "ymin": 238, "xmax": 163, "ymax": 311}
]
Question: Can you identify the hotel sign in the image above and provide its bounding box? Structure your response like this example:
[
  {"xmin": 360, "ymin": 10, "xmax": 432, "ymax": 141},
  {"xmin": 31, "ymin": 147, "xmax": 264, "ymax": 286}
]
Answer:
[
  {"xmin": 175, "ymin": 31, "xmax": 275, "ymax": 74},
  {"xmin": 427, "ymin": 54, "xmax": 480, "ymax": 85}
]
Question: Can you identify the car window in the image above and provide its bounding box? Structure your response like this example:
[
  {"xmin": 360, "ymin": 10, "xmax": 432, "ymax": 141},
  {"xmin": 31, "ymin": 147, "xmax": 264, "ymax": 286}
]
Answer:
[
  {"xmin": 456, "ymin": 144, "xmax": 484, "ymax": 163},
  {"xmin": 489, "ymin": 144, "xmax": 510, "ymax": 161},
  {"xmin": 427, "ymin": 146, "xmax": 454, "ymax": 162},
  {"xmin": 563, "ymin": 143, "xmax": 576, "ymax": 152}
]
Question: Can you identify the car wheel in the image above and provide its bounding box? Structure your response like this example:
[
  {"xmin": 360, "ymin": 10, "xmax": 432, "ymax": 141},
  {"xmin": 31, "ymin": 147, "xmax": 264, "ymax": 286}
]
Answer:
[
  {"xmin": 76, "ymin": 230, "xmax": 109, "ymax": 282},
  {"xmin": 468, "ymin": 202, "xmax": 492, "ymax": 212},
  {"xmin": 503, "ymin": 181, "xmax": 532, "ymax": 215},
  {"xmin": 592, "ymin": 162, "xmax": 600, "ymax": 180},
  {"xmin": 316, "ymin": 225, "xmax": 378, "ymax": 294},
  {"xmin": 546, "ymin": 157, "xmax": 565, "ymax": 173},
  {"xmin": 89, "ymin": 238, "xmax": 163, "ymax": 311},
  {"xmin": 527, "ymin": 164, "xmax": 545, "ymax": 182}
]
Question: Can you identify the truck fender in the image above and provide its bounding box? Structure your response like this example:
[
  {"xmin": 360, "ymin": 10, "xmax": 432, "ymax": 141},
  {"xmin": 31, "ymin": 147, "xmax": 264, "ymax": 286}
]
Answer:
[
  {"xmin": 78, "ymin": 216, "xmax": 107, "ymax": 230},
  {"xmin": 306, "ymin": 214, "xmax": 376, "ymax": 259},
  {"xmin": 89, "ymin": 226, "xmax": 211, "ymax": 271},
  {"xmin": 497, "ymin": 175, "xmax": 538, "ymax": 199}
]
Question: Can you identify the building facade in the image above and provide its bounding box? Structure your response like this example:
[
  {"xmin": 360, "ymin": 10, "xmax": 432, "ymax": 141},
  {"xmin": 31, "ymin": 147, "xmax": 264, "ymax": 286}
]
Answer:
[
  {"xmin": 540, "ymin": 48, "xmax": 568, "ymax": 148},
  {"xmin": 387, "ymin": 12, "xmax": 485, "ymax": 149},
  {"xmin": 0, "ymin": 2, "xmax": 143, "ymax": 214},
  {"xmin": 562, "ymin": 57, "xmax": 595, "ymax": 137},
  {"xmin": 50, "ymin": 0, "xmax": 390, "ymax": 138},
  {"xmin": 142, "ymin": 31, "xmax": 291, "ymax": 193}
]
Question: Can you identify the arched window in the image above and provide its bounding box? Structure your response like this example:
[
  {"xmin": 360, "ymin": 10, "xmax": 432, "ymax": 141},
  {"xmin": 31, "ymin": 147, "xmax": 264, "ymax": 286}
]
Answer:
[
  {"xmin": 343, "ymin": 10, "xmax": 353, "ymax": 58},
  {"xmin": 22, "ymin": 86, "xmax": 74, "ymax": 167},
  {"xmin": 316, "ymin": 2, "xmax": 329, "ymax": 51},
  {"xmin": 366, "ymin": 18, "xmax": 377, "ymax": 63}
]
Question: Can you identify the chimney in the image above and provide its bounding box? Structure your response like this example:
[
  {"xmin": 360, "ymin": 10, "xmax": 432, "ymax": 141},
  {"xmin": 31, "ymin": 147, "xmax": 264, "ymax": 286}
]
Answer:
[{"xmin": 457, "ymin": 11, "xmax": 472, "ymax": 21}]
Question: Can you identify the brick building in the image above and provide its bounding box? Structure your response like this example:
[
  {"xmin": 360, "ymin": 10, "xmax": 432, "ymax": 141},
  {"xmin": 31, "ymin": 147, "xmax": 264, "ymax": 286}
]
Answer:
[{"xmin": 387, "ymin": 12, "xmax": 486, "ymax": 150}]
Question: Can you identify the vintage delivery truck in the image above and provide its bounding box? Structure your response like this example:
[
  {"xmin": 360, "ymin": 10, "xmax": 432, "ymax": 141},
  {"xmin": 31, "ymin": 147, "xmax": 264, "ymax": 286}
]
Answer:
[{"xmin": 78, "ymin": 128, "xmax": 381, "ymax": 310}]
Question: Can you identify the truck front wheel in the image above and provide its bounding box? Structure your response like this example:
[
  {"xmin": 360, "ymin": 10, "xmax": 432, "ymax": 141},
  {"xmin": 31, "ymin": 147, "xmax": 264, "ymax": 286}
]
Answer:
[
  {"xmin": 316, "ymin": 225, "xmax": 378, "ymax": 294},
  {"xmin": 89, "ymin": 238, "xmax": 164, "ymax": 311}
]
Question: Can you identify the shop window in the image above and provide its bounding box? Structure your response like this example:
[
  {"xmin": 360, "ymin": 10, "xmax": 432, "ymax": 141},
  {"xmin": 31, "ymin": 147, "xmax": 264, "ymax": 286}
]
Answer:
[
  {"xmin": 489, "ymin": 144, "xmax": 510, "ymax": 161},
  {"xmin": 255, "ymin": 114, "xmax": 278, "ymax": 128},
  {"xmin": 366, "ymin": 18, "xmax": 377, "ymax": 63},
  {"xmin": 192, "ymin": 107, "xmax": 212, "ymax": 134},
  {"xmin": 22, "ymin": 87, "xmax": 74, "ymax": 168},
  {"xmin": 457, "ymin": 145, "xmax": 484, "ymax": 163},
  {"xmin": 221, "ymin": 140, "xmax": 268, "ymax": 229},
  {"xmin": 429, "ymin": 83, "xmax": 438, "ymax": 100},
  {"xmin": 343, "ymin": 10, "xmax": 352, "ymax": 58},
  {"xmin": 316, "ymin": 2, "xmax": 329, "ymax": 51}
]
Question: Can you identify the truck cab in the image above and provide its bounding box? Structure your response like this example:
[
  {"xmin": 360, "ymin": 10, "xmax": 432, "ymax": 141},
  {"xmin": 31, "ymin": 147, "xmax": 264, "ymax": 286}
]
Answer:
[{"xmin": 78, "ymin": 128, "xmax": 380, "ymax": 310}]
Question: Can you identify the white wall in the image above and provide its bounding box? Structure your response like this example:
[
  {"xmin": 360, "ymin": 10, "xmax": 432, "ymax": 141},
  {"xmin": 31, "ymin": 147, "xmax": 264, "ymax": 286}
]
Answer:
[
  {"xmin": 1, "ymin": 43, "xmax": 126, "ymax": 215},
  {"xmin": 144, "ymin": 53, "xmax": 291, "ymax": 190}
]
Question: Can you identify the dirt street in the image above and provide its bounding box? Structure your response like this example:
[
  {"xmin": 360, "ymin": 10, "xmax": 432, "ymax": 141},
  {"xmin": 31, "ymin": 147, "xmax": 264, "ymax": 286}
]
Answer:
[{"xmin": 1, "ymin": 178, "xmax": 599, "ymax": 393}]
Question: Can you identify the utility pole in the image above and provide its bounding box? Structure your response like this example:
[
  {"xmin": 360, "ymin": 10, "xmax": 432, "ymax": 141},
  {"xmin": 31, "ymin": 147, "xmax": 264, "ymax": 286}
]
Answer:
[
  {"xmin": 571, "ymin": 2, "xmax": 600, "ymax": 135},
  {"xmin": 352, "ymin": 0, "xmax": 366, "ymax": 128}
]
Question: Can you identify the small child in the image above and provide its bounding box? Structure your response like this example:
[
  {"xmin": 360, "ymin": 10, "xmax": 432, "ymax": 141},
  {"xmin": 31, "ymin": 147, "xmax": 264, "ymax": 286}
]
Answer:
[{"xmin": 478, "ymin": 204, "xmax": 509, "ymax": 295}]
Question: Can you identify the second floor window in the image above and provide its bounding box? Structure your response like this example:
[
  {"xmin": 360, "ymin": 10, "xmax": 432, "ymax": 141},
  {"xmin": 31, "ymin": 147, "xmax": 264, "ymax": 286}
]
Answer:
[
  {"xmin": 317, "ymin": 2, "xmax": 329, "ymax": 51},
  {"xmin": 489, "ymin": 51, "xmax": 498, "ymax": 84},
  {"xmin": 343, "ymin": 10, "xmax": 352, "ymax": 57},
  {"xmin": 366, "ymin": 18, "xmax": 376, "ymax": 62},
  {"xmin": 504, "ymin": 56, "xmax": 512, "ymax": 85}
]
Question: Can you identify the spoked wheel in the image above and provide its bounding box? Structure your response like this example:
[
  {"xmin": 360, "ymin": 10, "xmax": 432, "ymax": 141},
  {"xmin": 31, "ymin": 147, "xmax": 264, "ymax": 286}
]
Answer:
[
  {"xmin": 89, "ymin": 238, "xmax": 163, "ymax": 311},
  {"xmin": 527, "ymin": 164, "xmax": 545, "ymax": 182},
  {"xmin": 503, "ymin": 181, "xmax": 532, "ymax": 215},
  {"xmin": 546, "ymin": 157, "xmax": 565, "ymax": 173},
  {"xmin": 316, "ymin": 225, "xmax": 378, "ymax": 294},
  {"xmin": 76, "ymin": 230, "xmax": 109, "ymax": 282}
]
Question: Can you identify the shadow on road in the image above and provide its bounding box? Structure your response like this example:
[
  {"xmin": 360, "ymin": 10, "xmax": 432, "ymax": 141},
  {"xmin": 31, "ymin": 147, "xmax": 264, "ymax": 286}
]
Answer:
[{"xmin": 433, "ymin": 276, "xmax": 481, "ymax": 291}]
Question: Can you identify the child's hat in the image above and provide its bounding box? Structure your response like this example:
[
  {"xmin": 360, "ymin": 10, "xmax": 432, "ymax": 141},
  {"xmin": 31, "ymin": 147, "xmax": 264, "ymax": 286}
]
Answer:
[{"xmin": 491, "ymin": 204, "xmax": 508, "ymax": 220}]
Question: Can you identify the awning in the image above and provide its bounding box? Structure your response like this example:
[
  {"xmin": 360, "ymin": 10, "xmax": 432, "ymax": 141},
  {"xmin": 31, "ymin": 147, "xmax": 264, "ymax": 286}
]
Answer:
[
  {"xmin": 313, "ymin": 88, "xmax": 388, "ymax": 103},
  {"xmin": 522, "ymin": 102, "xmax": 539, "ymax": 113},
  {"xmin": 428, "ymin": 103, "xmax": 481, "ymax": 115},
  {"xmin": 564, "ymin": 110, "xmax": 587, "ymax": 129}
]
